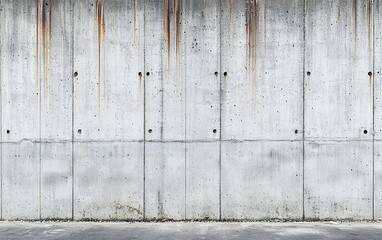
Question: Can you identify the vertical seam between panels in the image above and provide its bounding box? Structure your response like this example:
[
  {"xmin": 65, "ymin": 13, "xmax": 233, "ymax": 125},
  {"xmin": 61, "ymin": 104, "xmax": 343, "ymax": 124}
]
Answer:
[
  {"xmin": 38, "ymin": 0, "xmax": 42, "ymax": 220},
  {"xmin": 71, "ymin": 0, "xmax": 75, "ymax": 221},
  {"xmin": 302, "ymin": 0, "xmax": 306, "ymax": 221},
  {"xmin": 0, "ymin": 0, "xmax": 3, "ymax": 221},
  {"xmin": 219, "ymin": 0, "xmax": 222, "ymax": 221},
  {"xmin": 143, "ymin": 0, "xmax": 146, "ymax": 221},
  {"xmin": 372, "ymin": 0, "xmax": 376, "ymax": 221},
  {"xmin": 184, "ymin": 2, "xmax": 187, "ymax": 220}
]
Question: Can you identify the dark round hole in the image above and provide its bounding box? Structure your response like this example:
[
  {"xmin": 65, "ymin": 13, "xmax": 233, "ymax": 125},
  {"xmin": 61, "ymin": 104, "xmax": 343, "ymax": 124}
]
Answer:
[
  {"xmin": 78, "ymin": 129, "xmax": 82, "ymax": 134},
  {"xmin": 146, "ymin": 72, "xmax": 150, "ymax": 76},
  {"xmin": 307, "ymin": 71, "xmax": 311, "ymax": 76},
  {"xmin": 368, "ymin": 72, "xmax": 373, "ymax": 76},
  {"xmin": 295, "ymin": 130, "xmax": 298, "ymax": 134},
  {"xmin": 6, "ymin": 130, "xmax": 10, "ymax": 134},
  {"xmin": 214, "ymin": 72, "xmax": 218, "ymax": 76},
  {"xmin": 148, "ymin": 129, "xmax": 153, "ymax": 133},
  {"xmin": 364, "ymin": 130, "xmax": 368, "ymax": 134},
  {"xmin": 213, "ymin": 129, "xmax": 217, "ymax": 133},
  {"xmin": 223, "ymin": 72, "xmax": 228, "ymax": 76},
  {"xmin": 74, "ymin": 72, "xmax": 78, "ymax": 77},
  {"xmin": 138, "ymin": 72, "xmax": 142, "ymax": 76}
]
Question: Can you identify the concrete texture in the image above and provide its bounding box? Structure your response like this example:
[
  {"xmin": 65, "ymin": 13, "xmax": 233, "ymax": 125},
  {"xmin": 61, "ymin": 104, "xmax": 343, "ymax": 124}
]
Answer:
[
  {"xmin": 0, "ymin": 222, "xmax": 382, "ymax": 240},
  {"xmin": 0, "ymin": 0, "xmax": 380, "ymax": 221}
]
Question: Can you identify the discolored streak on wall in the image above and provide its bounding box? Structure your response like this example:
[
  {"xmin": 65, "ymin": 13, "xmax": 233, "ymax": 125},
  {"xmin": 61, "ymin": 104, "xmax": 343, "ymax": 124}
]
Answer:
[{"xmin": 0, "ymin": 0, "xmax": 381, "ymax": 221}]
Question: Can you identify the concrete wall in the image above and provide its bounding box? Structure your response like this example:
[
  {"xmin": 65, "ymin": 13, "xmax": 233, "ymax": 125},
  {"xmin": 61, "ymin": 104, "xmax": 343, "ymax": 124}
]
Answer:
[{"xmin": 0, "ymin": 0, "xmax": 379, "ymax": 221}]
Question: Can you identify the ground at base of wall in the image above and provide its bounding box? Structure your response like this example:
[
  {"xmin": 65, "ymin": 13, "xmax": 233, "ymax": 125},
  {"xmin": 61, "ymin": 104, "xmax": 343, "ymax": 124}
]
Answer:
[{"xmin": 0, "ymin": 222, "xmax": 382, "ymax": 240}]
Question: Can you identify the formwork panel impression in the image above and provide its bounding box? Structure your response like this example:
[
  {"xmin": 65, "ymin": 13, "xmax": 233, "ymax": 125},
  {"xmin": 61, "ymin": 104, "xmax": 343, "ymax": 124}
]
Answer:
[
  {"xmin": 73, "ymin": 0, "xmax": 144, "ymax": 141},
  {"xmin": 184, "ymin": 0, "xmax": 220, "ymax": 141},
  {"xmin": 304, "ymin": 141, "xmax": 373, "ymax": 220},
  {"xmin": 39, "ymin": 0, "xmax": 73, "ymax": 219},
  {"xmin": 73, "ymin": 142, "xmax": 144, "ymax": 220},
  {"xmin": 72, "ymin": 0, "xmax": 144, "ymax": 220},
  {"xmin": 221, "ymin": 0, "xmax": 304, "ymax": 141},
  {"xmin": 374, "ymin": 0, "xmax": 382, "ymax": 220},
  {"xmin": 304, "ymin": 0, "xmax": 374, "ymax": 221},
  {"xmin": 144, "ymin": 0, "xmax": 186, "ymax": 141},
  {"xmin": 186, "ymin": 142, "xmax": 220, "ymax": 220},
  {"xmin": 375, "ymin": 0, "xmax": 382, "ymax": 140},
  {"xmin": 145, "ymin": 142, "xmax": 185, "ymax": 220},
  {"xmin": 374, "ymin": 142, "xmax": 382, "ymax": 219},
  {"xmin": 305, "ymin": 0, "xmax": 373, "ymax": 140},
  {"xmin": 0, "ymin": 0, "xmax": 40, "ymax": 220},
  {"xmin": 2, "ymin": 142, "xmax": 40, "ymax": 220},
  {"xmin": 0, "ymin": 0, "xmax": 40, "ymax": 142},
  {"xmin": 221, "ymin": 141, "xmax": 303, "ymax": 220},
  {"xmin": 41, "ymin": 143, "xmax": 72, "ymax": 219}
]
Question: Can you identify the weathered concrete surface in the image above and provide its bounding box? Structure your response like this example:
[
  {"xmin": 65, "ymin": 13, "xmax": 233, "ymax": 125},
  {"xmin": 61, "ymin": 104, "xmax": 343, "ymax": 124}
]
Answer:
[
  {"xmin": 0, "ymin": 0, "xmax": 381, "ymax": 221},
  {"xmin": 0, "ymin": 222, "xmax": 382, "ymax": 240},
  {"xmin": 304, "ymin": 0, "xmax": 374, "ymax": 221},
  {"xmin": 221, "ymin": 141, "xmax": 303, "ymax": 220}
]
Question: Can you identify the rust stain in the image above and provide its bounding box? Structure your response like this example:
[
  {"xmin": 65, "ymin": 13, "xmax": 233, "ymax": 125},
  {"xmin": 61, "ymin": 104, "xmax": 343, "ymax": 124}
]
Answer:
[
  {"xmin": 163, "ymin": 0, "xmax": 182, "ymax": 75},
  {"xmin": 368, "ymin": 0, "xmax": 372, "ymax": 86},
  {"xmin": 42, "ymin": 0, "xmax": 53, "ymax": 94},
  {"xmin": 163, "ymin": 0, "xmax": 171, "ymax": 70},
  {"xmin": 96, "ymin": 0, "xmax": 105, "ymax": 110},
  {"xmin": 229, "ymin": 0, "xmax": 234, "ymax": 39},
  {"xmin": 49, "ymin": 0, "xmax": 53, "ymax": 49},
  {"xmin": 337, "ymin": 5, "xmax": 341, "ymax": 23},
  {"xmin": 246, "ymin": 0, "xmax": 258, "ymax": 95},
  {"xmin": 175, "ymin": 0, "xmax": 182, "ymax": 73},
  {"xmin": 42, "ymin": 0, "xmax": 46, "ymax": 93},
  {"xmin": 133, "ymin": 0, "xmax": 142, "ymax": 82},
  {"xmin": 36, "ymin": 0, "xmax": 39, "ymax": 96}
]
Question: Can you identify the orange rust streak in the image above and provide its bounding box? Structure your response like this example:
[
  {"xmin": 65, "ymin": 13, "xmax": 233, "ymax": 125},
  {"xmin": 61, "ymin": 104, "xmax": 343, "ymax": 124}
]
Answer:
[
  {"xmin": 175, "ymin": 0, "xmax": 182, "ymax": 70},
  {"xmin": 49, "ymin": 0, "xmax": 53, "ymax": 49},
  {"xmin": 246, "ymin": 0, "xmax": 258, "ymax": 95},
  {"xmin": 42, "ymin": 1, "xmax": 47, "ymax": 93},
  {"xmin": 163, "ymin": 0, "xmax": 170, "ymax": 71},
  {"xmin": 368, "ymin": 0, "xmax": 372, "ymax": 50},
  {"xmin": 36, "ymin": 0, "xmax": 39, "ymax": 96},
  {"xmin": 102, "ymin": 3, "xmax": 106, "ymax": 99},
  {"xmin": 368, "ymin": 0, "xmax": 372, "ymax": 86}
]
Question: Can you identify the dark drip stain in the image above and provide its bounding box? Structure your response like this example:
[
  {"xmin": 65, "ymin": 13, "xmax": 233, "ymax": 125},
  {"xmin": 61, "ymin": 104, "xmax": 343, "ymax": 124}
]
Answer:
[
  {"xmin": 175, "ymin": 0, "xmax": 182, "ymax": 72},
  {"xmin": 246, "ymin": 0, "xmax": 258, "ymax": 96},
  {"xmin": 96, "ymin": 0, "xmax": 105, "ymax": 110},
  {"xmin": 36, "ymin": 0, "xmax": 39, "ymax": 96},
  {"xmin": 229, "ymin": 0, "xmax": 234, "ymax": 40},
  {"xmin": 163, "ymin": 0, "xmax": 182, "ymax": 73},
  {"xmin": 42, "ymin": 0, "xmax": 46, "ymax": 93},
  {"xmin": 157, "ymin": 191, "xmax": 164, "ymax": 219},
  {"xmin": 163, "ymin": 0, "xmax": 171, "ymax": 70},
  {"xmin": 263, "ymin": 1, "xmax": 266, "ymax": 58},
  {"xmin": 133, "ymin": 0, "xmax": 137, "ymax": 45},
  {"xmin": 133, "ymin": 0, "xmax": 142, "ymax": 89},
  {"xmin": 42, "ymin": 0, "xmax": 53, "ymax": 95},
  {"xmin": 337, "ymin": 4, "xmax": 341, "ymax": 23},
  {"xmin": 368, "ymin": 0, "xmax": 372, "ymax": 86},
  {"xmin": 353, "ymin": 0, "xmax": 357, "ymax": 41}
]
